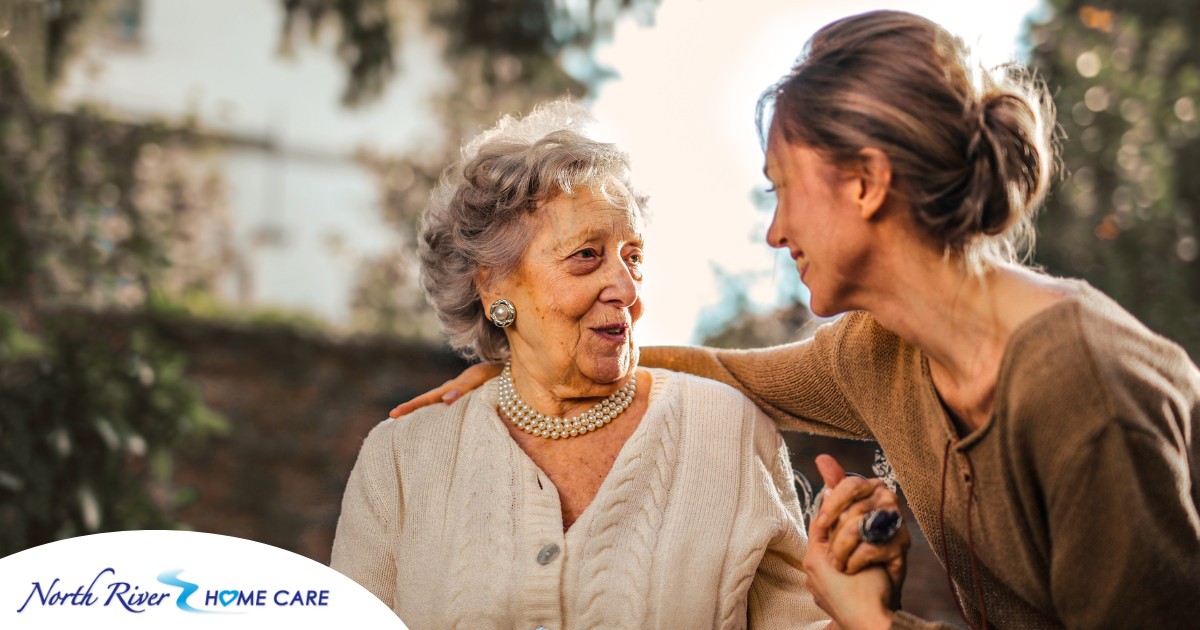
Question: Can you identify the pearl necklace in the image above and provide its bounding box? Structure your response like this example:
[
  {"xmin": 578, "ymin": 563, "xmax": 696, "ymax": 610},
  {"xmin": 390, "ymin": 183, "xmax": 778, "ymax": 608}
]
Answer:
[{"xmin": 497, "ymin": 363, "xmax": 636, "ymax": 439}]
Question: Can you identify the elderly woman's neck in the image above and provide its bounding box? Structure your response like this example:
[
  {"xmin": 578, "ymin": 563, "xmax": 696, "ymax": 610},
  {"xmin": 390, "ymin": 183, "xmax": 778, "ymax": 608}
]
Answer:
[{"xmin": 506, "ymin": 359, "xmax": 637, "ymax": 418}]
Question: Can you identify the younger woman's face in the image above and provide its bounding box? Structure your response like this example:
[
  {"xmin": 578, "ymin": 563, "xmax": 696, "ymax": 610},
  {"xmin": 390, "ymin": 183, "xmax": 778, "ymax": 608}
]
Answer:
[{"xmin": 763, "ymin": 126, "xmax": 874, "ymax": 317}]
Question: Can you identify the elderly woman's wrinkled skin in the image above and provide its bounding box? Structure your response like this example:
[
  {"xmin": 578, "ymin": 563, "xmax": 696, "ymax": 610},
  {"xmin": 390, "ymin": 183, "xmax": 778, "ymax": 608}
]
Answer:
[
  {"xmin": 481, "ymin": 187, "xmax": 651, "ymax": 529},
  {"xmin": 481, "ymin": 188, "xmax": 644, "ymax": 397}
]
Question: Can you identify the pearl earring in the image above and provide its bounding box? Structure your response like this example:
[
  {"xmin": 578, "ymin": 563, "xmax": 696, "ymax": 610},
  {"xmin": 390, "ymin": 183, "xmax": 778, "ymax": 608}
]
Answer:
[{"xmin": 489, "ymin": 299, "xmax": 516, "ymax": 328}]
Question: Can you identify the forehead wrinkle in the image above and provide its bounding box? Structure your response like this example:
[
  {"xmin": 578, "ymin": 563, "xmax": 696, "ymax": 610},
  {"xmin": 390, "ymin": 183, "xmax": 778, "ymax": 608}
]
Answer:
[
  {"xmin": 536, "ymin": 216, "xmax": 599, "ymax": 263},
  {"xmin": 576, "ymin": 222, "xmax": 609, "ymax": 247},
  {"xmin": 539, "ymin": 188, "xmax": 645, "ymax": 254},
  {"xmin": 598, "ymin": 211, "xmax": 645, "ymax": 249},
  {"xmin": 619, "ymin": 219, "xmax": 644, "ymax": 246},
  {"xmin": 596, "ymin": 198, "xmax": 643, "ymax": 243}
]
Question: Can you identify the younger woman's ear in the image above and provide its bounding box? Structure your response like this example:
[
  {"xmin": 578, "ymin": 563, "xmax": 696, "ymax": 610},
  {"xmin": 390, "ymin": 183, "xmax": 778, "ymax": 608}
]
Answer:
[{"xmin": 856, "ymin": 147, "xmax": 893, "ymax": 220}]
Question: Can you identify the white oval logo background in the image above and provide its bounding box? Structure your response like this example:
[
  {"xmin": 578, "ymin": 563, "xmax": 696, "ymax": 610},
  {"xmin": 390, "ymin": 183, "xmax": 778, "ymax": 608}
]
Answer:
[{"xmin": 0, "ymin": 530, "xmax": 405, "ymax": 629}]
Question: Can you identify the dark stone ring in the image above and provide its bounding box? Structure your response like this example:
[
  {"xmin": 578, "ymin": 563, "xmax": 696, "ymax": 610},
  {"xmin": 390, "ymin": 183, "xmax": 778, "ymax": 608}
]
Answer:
[{"xmin": 859, "ymin": 509, "xmax": 903, "ymax": 545}]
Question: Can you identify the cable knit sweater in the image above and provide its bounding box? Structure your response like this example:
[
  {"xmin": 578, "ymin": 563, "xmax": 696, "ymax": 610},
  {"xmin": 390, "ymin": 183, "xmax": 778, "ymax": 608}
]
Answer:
[
  {"xmin": 331, "ymin": 368, "xmax": 829, "ymax": 629},
  {"xmin": 643, "ymin": 281, "xmax": 1200, "ymax": 629}
]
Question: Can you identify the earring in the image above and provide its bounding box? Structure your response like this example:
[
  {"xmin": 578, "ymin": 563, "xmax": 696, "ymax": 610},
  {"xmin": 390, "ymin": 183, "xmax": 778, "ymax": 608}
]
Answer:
[{"xmin": 489, "ymin": 298, "xmax": 516, "ymax": 328}]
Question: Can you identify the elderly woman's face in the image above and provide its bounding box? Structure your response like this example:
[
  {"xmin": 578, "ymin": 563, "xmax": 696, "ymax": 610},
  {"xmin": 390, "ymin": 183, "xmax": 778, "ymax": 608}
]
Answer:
[{"xmin": 491, "ymin": 187, "xmax": 644, "ymax": 391}]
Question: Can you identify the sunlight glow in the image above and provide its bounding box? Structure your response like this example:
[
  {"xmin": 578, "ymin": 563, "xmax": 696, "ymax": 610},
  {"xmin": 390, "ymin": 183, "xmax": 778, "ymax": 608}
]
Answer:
[{"xmin": 591, "ymin": 0, "xmax": 1043, "ymax": 345}]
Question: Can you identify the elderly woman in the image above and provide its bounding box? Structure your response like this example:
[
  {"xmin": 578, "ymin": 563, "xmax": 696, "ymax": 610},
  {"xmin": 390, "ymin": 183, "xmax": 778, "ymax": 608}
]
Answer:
[{"xmin": 330, "ymin": 102, "xmax": 838, "ymax": 628}]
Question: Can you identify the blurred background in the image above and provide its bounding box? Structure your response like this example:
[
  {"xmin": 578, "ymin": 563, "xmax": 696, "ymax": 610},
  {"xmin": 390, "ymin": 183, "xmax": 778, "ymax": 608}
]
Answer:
[{"xmin": 1, "ymin": 0, "xmax": 1197, "ymax": 623}]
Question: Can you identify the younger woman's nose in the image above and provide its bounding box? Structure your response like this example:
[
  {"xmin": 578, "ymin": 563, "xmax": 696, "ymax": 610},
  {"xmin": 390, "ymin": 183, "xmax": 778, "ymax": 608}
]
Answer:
[{"xmin": 766, "ymin": 212, "xmax": 788, "ymax": 249}]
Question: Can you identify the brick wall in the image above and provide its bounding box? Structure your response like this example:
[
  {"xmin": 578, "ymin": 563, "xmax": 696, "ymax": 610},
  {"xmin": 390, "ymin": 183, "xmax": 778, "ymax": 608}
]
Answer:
[{"xmin": 157, "ymin": 318, "xmax": 468, "ymax": 563}]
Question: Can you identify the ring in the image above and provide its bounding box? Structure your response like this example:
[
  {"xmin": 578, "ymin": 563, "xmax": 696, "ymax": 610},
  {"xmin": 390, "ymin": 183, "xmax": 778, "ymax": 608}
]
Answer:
[{"xmin": 859, "ymin": 509, "xmax": 902, "ymax": 545}]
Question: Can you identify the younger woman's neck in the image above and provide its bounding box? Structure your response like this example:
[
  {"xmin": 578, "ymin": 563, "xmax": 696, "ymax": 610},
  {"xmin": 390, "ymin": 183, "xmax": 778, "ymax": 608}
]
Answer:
[
  {"xmin": 866, "ymin": 250, "xmax": 1070, "ymax": 376},
  {"xmin": 872, "ymin": 257, "xmax": 1005, "ymax": 373},
  {"xmin": 860, "ymin": 250, "xmax": 1073, "ymax": 427}
]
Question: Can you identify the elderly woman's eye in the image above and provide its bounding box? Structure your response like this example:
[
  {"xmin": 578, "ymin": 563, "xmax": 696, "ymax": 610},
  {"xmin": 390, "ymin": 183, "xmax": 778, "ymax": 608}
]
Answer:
[
  {"xmin": 627, "ymin": 251, "xmax": 644, "ymax": 265},
  {"xmin": 575, "ymin": 248, "xmax": 600, "ymax": 260}
]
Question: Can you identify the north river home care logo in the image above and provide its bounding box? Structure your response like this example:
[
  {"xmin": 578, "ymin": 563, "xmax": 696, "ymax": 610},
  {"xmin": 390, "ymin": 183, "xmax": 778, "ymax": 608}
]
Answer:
[
  {"xmin": 16, "ymin": 566, "xmax": 331, "ymax": 614},
  {"xmin": 0, "ymin": 530, "xmax": 402, "ymax": 628}
]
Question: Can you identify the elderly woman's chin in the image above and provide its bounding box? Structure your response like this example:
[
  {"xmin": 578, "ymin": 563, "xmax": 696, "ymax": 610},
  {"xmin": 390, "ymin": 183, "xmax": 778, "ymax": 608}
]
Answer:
[{"xmin": 577, "ymin": 340, "xmax": 640, "ymax": 386}]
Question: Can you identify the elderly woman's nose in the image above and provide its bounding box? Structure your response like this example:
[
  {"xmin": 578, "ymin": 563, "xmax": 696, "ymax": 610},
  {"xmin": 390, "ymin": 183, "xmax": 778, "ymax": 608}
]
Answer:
[{"xmin": 599, "ymin": 256, "xmax": 639, "ymax": 306}]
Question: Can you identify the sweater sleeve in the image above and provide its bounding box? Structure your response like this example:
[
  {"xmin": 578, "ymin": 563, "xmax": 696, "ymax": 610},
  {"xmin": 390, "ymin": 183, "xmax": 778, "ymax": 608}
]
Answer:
[
  {"xmin": 746, "ymin": 411, "xmax": 830, "ymax": 630},
  {"xmin": 639, "ymin": 315, "xmax": 872, "ymax": 440},
  {"xmin": 1011, "ymin": 297, "xmax": 1200, "ymax": 627},
  {"xmin": 1043, "ymin": 419, "xmax": 1200, "ymax": 626},
  {"xmin": 330, "ymin": 420, "xmax": 401, "ymax": 608}
]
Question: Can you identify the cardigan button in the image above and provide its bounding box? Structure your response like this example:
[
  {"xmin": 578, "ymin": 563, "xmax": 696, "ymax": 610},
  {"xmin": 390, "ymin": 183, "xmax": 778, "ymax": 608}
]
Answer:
[{"xmin": 536, "ymin": 543, "xmax": 560, "ymax": 565}]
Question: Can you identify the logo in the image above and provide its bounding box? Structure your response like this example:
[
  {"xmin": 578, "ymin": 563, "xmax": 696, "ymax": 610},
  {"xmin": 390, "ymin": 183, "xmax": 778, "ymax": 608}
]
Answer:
[
  {"xmin": 16, "ymin": 567, "xmax": 331, "ymax": 615},
  {"xmin": 0, "ymin": 530, "xmax": 403, "ymax": 627}
]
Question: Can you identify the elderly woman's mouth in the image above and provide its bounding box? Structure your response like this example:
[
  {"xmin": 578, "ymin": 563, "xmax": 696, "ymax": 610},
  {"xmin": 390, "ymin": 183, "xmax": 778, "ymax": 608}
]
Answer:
[{"xmin": 592, "ymin": 323, "xmax": 630, "ymax": 343}]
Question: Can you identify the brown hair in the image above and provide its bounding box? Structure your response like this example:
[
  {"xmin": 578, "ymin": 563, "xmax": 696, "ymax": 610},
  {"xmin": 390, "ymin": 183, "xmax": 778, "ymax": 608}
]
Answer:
[{"xmin": 759, "ymin": 10, "xmax": 1057, "ymax": 265}]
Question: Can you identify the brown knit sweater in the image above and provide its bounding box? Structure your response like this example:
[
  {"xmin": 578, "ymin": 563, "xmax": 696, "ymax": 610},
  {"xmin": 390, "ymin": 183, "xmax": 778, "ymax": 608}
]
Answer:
[{"xmin": 642, "ymin": 282, "xmax": 1200, "ymax": 629}]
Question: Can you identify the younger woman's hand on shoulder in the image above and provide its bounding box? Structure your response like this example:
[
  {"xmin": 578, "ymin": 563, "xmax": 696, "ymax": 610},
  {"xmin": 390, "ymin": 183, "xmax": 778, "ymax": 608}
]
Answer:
[{"xmin": 389, "ymin": 361, "xmax": 503, "ymax": 418}]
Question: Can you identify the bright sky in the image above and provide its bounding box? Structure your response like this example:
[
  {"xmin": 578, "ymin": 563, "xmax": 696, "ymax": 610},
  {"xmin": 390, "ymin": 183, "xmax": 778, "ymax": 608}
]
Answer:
[{"xmin": 591, "ymin": 0, "xmax": 1044, "ymax": 345}]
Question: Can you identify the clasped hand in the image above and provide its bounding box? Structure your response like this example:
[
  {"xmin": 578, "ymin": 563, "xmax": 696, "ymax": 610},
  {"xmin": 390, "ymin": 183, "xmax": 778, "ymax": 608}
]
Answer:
[{"xmin": 805, "ymin": 455, "xmax": 910, "ymax": 630}]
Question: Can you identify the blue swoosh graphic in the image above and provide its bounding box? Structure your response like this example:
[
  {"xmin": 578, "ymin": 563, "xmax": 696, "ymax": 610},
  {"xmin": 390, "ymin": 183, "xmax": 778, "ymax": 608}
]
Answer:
[{"xmin": 157, "ymin": 569, "xmax": 226, "ymax": 614}]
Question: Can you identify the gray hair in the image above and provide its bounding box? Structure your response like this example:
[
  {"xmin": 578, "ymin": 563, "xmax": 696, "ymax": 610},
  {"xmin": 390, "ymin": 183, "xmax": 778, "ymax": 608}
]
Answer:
[{"xmin": 419, "ymin": 100, "xmax": 646, "ymax": 361}]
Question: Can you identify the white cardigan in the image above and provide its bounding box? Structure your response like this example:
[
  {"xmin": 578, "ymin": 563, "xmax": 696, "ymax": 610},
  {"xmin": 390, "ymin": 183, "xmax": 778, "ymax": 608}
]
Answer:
[{"xmin": 331, "ymin": 368, "xmax": 827, "ymax": 629}]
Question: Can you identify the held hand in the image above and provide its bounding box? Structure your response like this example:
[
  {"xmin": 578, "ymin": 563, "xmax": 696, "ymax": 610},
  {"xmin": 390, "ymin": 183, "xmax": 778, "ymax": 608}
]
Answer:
[
  {"xmin": 804, "ymin": 519, "xmax": 894, "ymax": 630},
  {"xmin": 810, "ymin": 455, "xmax": 910, "ymax": 599},
  {"xmin": 389, "ymin": 361, "xmax": 503, "ymax": 418}
]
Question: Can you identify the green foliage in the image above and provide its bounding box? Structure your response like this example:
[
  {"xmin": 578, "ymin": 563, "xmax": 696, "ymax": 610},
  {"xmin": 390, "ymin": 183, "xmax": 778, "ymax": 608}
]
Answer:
[
  {"xmin": 147, "ymin": 290, "xmax": 334, "ymax": 336},
  {"xmin": 280, "ymin": 0, "xmax": 396, "ymax": 106},
  {"xmin": 0, "ymin": 30, "xmax": 227, "ymax": 554},
  {"xmin": 0, "ymin": 40, "xmax": 233, "ymax": 310},
  {"xmin": 280, "ymin": 0, "xmax": 659, "ymax": 105},
  {"xmin": 0, "ymin": 307, "xmax": 226, "ymax": 556},
  {"xmin": 694, "ymin": 264, "xmax": 817, "ymax": 349},
  {"xmin": 43, "ymin": 0, "xmax": 103, "ymax": 85},
  {"xmin": 1029, "ymin": 1, "xmax": 1200, "ymax": 358}
]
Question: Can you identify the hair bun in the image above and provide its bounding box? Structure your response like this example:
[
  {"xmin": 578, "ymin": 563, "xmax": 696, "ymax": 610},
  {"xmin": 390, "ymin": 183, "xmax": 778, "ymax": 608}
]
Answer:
[{"xmin": 962, "ymin": 88, "xmax": 1049, "ymax": 239}]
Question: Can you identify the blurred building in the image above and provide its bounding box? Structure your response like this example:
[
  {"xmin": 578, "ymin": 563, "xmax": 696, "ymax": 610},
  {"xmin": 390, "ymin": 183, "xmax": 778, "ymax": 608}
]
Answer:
[{"xmin": 56, "ymin": 0, "xmax": 449, "ymax": 325}]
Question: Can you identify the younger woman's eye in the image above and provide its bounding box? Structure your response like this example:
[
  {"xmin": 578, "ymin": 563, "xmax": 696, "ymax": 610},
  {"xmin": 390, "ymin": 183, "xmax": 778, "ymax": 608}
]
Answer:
[{"xmin": 765, "ymin": 186, "xmax": 777, "ymax": 194}]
